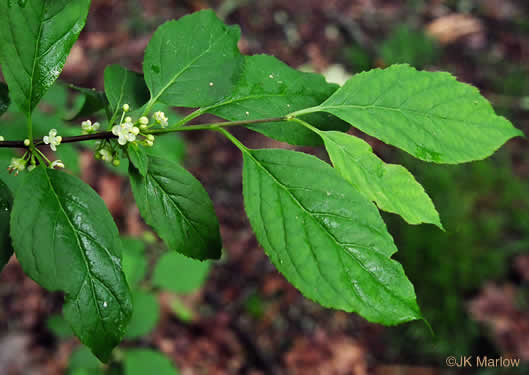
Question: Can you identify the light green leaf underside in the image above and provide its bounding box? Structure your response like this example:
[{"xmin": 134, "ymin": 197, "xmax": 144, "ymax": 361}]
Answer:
[
  {"xmin": 124, "ymin": 349, "xmax": 179, "ymax": 375},
  {"xmin": 144, "ymin": 9, "xmax": 243, "ymax": 108},
  {"xmin": 129, "ymin": 156, "xmax": 222, "ymax": 260},
  {"xmin": 0, "ymin": 179, "xmax": 13, "ymax": 272},
  {"xmin": 104, "ymin": 64, "xmax": 149, "ymax": 117},
  {"xmin": 320, "ymin": 131, "xmax": 442, "ymax": 228},
  {"xmin": 317, "ymin": 64, "xmax": 523, "ymax": 163},
  {"xmin": 0, "ymin": 0, "xmax": 90, "ymax": 114},
  {"xmin": 68, "ymin": 346, "xmax": 104, "ymax": 375},
  {"xmin": 121, "ymin": 237, "xmax": 147, "ymax": 288},
  {"xmin": 127, "ymin": 143, "xmax": 149, "ymax": 177},
  {"xmin": 152, "ymin": 252, "xmax": 211, "ymax": 294},
  {"xmin": 10, "ymin": 167, "xmax": 132, "ymax": 362},
  {"xmin": 124, "ymin": 289, "xmax": 160, "ymax": 339},
  {"xmin": 207, "ymin": 54, "xmax": 348, "ymax": 146},
  {"xmin": 242, "ymin": 148, "xmax": 422, "ymax": 325}
]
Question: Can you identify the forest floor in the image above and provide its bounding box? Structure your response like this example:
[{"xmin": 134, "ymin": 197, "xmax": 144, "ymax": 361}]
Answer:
[{"xmin": 1, "ymin": 0, "xmax": 529, "ymax": 374}]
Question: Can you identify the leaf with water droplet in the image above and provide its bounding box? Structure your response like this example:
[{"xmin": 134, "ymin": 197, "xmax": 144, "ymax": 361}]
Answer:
[
  {"xmin": 10, "ymin": 167, "xmax": 132, "ymax": 362},
  {"xmin": 144, "ymin": 9, "xmax": 243, "ymax": 108},
  {"xmin": 0, "ymin": 0, "xmax": 91, "ymax": 115}
]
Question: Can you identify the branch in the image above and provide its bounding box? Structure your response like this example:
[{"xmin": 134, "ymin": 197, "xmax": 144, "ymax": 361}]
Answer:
[{"xmin": 0, "ymin": 117, "xmax": 288, "ymax": 149}]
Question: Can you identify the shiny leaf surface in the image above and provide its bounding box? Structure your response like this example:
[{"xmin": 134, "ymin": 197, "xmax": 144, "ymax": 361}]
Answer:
[
  {"xmin": 10, "ymin": 167, "xmax": 132, "ymax": 362},
  {"xmin": 129, "ymin": 156, "xmax": 222, "ymax": 260},
  {"xmin": 0, "ymin": 0, "xmax": 90, "ymax": 114}
]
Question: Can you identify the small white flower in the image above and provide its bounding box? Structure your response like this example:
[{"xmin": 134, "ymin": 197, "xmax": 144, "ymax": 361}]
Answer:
[
  {"xmin": 0, "ymin": 136, "xmax": 5, "ymax": 141},
  {"xmin": 153, "ymin": 111, "xmax": 168, "ymax": 128},
  {"xmin": 43, "ymin": 129, "xmax": 62, "ymax": 151},
  {"xmin": 8, "ymin": 157, "xmax": 26, "ymax": 176},
  {"xmin": 139, "ymin": 116, "xmax": 149, "ymax": 125},
  {"xmin": 145, "ymin": 140, "xmax": 154, "ymax": 147},
  {"xmin": 122, "ymin": 103, "xmax": 130, "ymax": 112},
  {"xmin": 27, "ymin": 164, "xmax": 36, "ymax": 172},
  {"xmin": 81, "ymin": 120, "xmax": 100, "ymax": 134},
  {"xmin": 24, "ymin": 139, "xmax": 30, "ymax": 146},
  {"xmin": 112, "ymin": 120, "xmax": 140, "ymax": 145},
  {"xmin": 50, "ymin": 160, "xmax": 65, "ymax": 169},
  {"xmin": 99, "ymin": 148, "xmax": 113, "ymax": 162}
]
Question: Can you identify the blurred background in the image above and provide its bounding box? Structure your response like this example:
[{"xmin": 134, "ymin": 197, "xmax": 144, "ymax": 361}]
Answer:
[{"xmin": 1, "ymin": 0, "xmax": 529, "ymax": 374}]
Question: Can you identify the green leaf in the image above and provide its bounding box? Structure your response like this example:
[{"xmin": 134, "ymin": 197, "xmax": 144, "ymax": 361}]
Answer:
[
  {"xmin": 104, "ymin": 65, "xmax": 149, "ymax": 117},
  {"xmin": 380, "ymin": 25, "xmax": 440, "ymax": 68},
  {"xmin": 121, "ymin": 237, "xmax": 147, "ymax": 288},
  {"xmin": 0, "ymin": 0, "xmax": 91, "ymax": 115},
  {"xmin": 56, "ymin": 143, "xmax": 81, "ymax": 176},
  {"xmin": 146, "ymin": 133, "xmax": 186, "ymax": 164},
  {"xmin": 47, "ymin": 314, "xmax": 73, "ymax": 338},
  {"xmin": 125, "ymin": 289, "xmax": 160, "ymax": 339},
  {"xmin": 68, "ymin": 346, "xmax": 104, "ymax": 375},
  {"xmin": 10, "ymin": 167, "xmax": 132, "ymax": 362},
  {"xmin": 311, "ymin": 64, "xmax": 523, "ymax": 163},
  {"xmin": 0, "ymin": 150, "xmax": 21, "ymax": 193},
  {"xmin": 124, "ymin": 349, "xmax": 179, "ymax": 375},
  {"xmin": 320, "ymin": 131, "xmax": 442, "ymax": 228},
  {"xmin": 127, "ymin": 143, "xmax": 149, "ymax": 177},
  {"xmin": 129, "ymin": 156, "xmax": 222, "ymax": 260},
  {"xmin": 66, "ymin": 85, "xmax": 108, "ymax": 120},
  {"xmin": 0, "ymin": 179, "xmax": 13, "ymax": 272},
  {"xmin": 143, "ymin": 9, "xmax": 243, "ymax": 108},
  {"xmin": 242, "ymin": 148, "xmax": 422, "ymax": 325},
  {"xmin": 0, "ymin": 82, "xmax": 10, "ymax": 116},
  {"xmin": 206, "ymin": 54, "xmax": 348, "ymax": 146},
  {"xmin": 152, "ymin": 252, "xmax": 210, "ymax": 294}
]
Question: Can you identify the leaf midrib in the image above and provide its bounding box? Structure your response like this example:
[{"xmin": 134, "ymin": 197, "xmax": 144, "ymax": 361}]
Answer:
[
  {"xmin": 244, "ymin": 150, "xmax": 410, "ymax": 311},
  {"xmin": 318, "ymin": 103, "xmax": 499, "ymax": 128},
  {"xmin": 28, "ymin": 0, "xmax": 46, "ymax": 114},
  {"xmin": 43, "ymin": 169, "xmax": 105, "ymax": 325},
  {"xmin": 148, "ymin": 23, "xmax": 231, "ymax": 106}
]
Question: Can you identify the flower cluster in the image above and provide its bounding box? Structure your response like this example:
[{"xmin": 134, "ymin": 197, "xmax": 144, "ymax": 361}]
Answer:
[
  {"xmin": 153, "ymin": 111, "xmax": 168, "ymax": 127},
  {"xmin": 81, "ymin": 120, "xmax": 100, "ymax": 134},
  {"xmin": 7, "ymin": 158, "xmax": 26, "ymax": 176},
  {"xmin": 112, "ymin": 116, "xmax": 140, "ymax": 145},
  {"xmin": 43, "ymin": 129, "xmax": 62, "ymax": 151}
]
